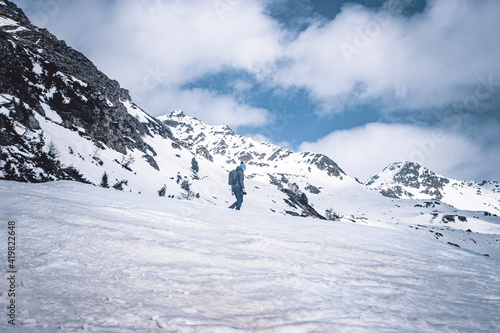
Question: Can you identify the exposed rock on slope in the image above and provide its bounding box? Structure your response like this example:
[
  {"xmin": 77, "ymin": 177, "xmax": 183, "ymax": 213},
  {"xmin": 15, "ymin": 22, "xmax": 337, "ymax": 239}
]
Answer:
[
  {"xmin": 366, "ymin": 161, "xmax": 500, "ymax": 213},
  {"xmin": 0, "ymin": 0, "xmax": 172, "ymax": 181},
  {"xmin": 160, "ymin": 110, "xmax": 346, "ymax": 180}
]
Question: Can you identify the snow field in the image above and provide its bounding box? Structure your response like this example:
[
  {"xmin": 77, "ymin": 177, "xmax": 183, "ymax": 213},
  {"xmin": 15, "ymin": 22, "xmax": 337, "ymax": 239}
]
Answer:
[{"xmin": 1, "ymin": 180, "xmax": 499, "ymax": 332}]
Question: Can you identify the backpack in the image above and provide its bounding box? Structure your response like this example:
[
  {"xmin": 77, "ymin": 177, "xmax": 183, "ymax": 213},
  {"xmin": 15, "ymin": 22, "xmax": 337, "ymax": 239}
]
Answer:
[{"xmin": 228, "ymin": 169, "xmax": 237, "ymax": 186}]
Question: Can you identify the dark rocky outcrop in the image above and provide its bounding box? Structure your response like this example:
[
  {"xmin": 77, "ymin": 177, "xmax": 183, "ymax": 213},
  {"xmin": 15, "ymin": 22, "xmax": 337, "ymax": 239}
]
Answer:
[
  {"xmin": 367, "ymin": 162, "xmax": 449, "ymax": 200},
  {"xmin": 0, "ymin": 1, "xmax": 174, "ymax": 181},
  {"xmin": 282, "ymin": 188, "xmax": 326, "ymax": 220}
]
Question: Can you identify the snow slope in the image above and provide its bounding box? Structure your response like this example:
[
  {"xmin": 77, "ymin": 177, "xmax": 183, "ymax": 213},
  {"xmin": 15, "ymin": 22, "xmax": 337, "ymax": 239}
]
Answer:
[{"xmin": 1, "ymin": 180, "xmax": 499, "ymax": 332}]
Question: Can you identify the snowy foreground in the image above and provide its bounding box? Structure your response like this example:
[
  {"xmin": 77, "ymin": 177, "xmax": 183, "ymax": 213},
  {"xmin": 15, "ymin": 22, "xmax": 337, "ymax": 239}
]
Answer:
[{"xmin": 1, "ymin": 181, "xmax": 499, "ymax": 332}]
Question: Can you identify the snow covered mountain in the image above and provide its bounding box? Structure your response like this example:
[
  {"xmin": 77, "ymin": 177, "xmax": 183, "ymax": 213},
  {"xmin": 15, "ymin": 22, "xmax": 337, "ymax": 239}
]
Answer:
[
  {"xmin": 159, "ymin": 110, "xmax": 357, "ymax": 218},
  {"xmin": 156, "ymin": 112, "xmax": 500, "ymax": 257},
  {"xmin": 366, "ymin": 161, "xmax": 500, "ymax": 214},
  {"xmin": 0, "ymin": 0, "xmax": 211, "ymax": 199},
  {"xmin": 1, "ymin": 2, "xmax": 500, "ymax": 330},
  {"xmin": 0, "ymin": 0, "xmax": 346, "ymax": 220},
  {"xmin": 159, "ymin": 110, "xmax": 346, "ymax": 179}
]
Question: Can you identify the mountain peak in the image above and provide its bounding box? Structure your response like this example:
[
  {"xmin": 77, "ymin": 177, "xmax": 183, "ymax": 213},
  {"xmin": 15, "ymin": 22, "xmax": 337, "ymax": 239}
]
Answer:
[
  {"xmin": 0, "ymin": 0, "xmax": 31, "ymax": 26},
  {"xmin": 366, "ymin": 161, "xmax": 448, "ymax": 197},
  {"xmin": 3, "ymin": 0, "xmax": 499, "ymax": 222},
  {"xmin": 170, "ymin": 109, "xmax": 185, "ymax": 117},
  {"xmin": 383, "ymin": 161, "xmax": 421, "ymax": 172},
  {"xmin": 161, "ymin": 110, "xmax": 347, "ymax": 181},
  {"xmin": 367, "ymin": 161, "xmax": 500, "ymax": 213},
  {"xmin": 0, "ymin": 3, "xmax": 173, "ymax": 181}
]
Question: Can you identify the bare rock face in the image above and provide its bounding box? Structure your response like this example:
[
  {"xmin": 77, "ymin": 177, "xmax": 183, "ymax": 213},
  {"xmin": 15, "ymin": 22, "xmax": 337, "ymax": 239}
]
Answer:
[
  {"xmin": 1, "ymin": 0, "xmax": 173, "ymax": 181},
  {"xmin": 366, "ymin": 162, "xmax": 449, "ymax": 200},
  {"xmin": 366, "ymin": 161, "xmax": 500, "ymax": 214}
]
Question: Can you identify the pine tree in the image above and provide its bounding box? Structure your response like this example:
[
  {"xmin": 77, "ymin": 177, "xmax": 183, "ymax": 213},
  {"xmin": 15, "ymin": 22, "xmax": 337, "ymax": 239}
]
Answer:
[
  {"xmin": 181, "ymin": 180, "xmax": 192, "ymax": 200},
  {"xmin": 191, "ymin": 157, "xmax": 199, "ymax": 173},
  {"xmin": 100, "ymin": 172, "xmax": 109, "ymax": 188},
  {"xmin": 47, "ymin": 141, "xmax": 60, "ymax": 159}
]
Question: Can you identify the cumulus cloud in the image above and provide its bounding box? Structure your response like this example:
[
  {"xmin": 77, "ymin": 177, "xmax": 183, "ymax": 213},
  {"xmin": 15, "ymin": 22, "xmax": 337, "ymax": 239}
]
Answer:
[
  {"xmin": 20, "ymin": 0, "xmax": 500, "ymax": 120},
  {"xmin": 18, "ymin": 0, "xmax": 281, "ymax": 127},
  {"xmin": 277, "ymin": 0, "xmax": 500, "ymax": 114},
  {"xmin": 97, "ymin": 0, "xmax": 282, "ymax": 86},
  {"xmin": 299, "ymin": 122, "xmax": 500, "ymax": 182},
  {"xmin": 147, "ymin": 88, "xmax": 269, "ymax": 129}
]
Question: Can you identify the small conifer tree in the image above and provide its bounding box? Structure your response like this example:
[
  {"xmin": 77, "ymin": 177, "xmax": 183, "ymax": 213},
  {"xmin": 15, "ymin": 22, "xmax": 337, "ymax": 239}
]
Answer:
[
  {"xmin": 181, "ymin": 180, "xmax": 192, "ymax": 200},
  {"xmin": 191, "ymin": 157, "xmax": 199, "ymax": 173},
  {"xmin": 325, "ymin": 208, "xmax": 340, "ymax": 221},
  {"xmin": 100, "ymin": 172, "xmax": 109, "ymax": 188},
  {"xmin": 47, "ymin": 141, "xmax": 60, "ymax": 159}
]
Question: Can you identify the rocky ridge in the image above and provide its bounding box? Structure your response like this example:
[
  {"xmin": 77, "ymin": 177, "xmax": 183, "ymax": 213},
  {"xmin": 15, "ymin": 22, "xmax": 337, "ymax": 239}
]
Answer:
[
  {"xmin": 0, "ymin": 0, "xmax": 172, "ymax": 181},
  {"xmin": 160, "ymin": 110, "xmax": 346, "ymax": 180},
  {"xmin": 366, "ymin": 161, "xmax": 500, "ymax": 214}
]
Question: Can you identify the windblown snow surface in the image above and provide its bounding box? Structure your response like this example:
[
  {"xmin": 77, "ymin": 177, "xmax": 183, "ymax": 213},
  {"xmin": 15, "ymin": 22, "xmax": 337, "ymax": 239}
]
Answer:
[{"xmin": 1, "ymin": 180, "xmax": 499, "ymax": 332}]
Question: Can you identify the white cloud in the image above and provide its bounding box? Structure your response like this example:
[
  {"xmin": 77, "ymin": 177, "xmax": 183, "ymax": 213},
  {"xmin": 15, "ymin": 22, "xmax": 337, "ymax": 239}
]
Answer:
[
  {"xmin": 20, "ymin": 0, "xmax": 500, "ymax": 115},
  {"xmin": 277, "ymin": 0, "xmax": 500, "ymax": 114},
  {"xmin": 21, "ymin": 0, "xmax": 500, "ymax": 120},
  {"xmin": 299, "ymin": 123, "xmax": 500, "ymax": 182},
  {"xmin": 247, "ymin": 133, "xmax": 272, "ymax": 144},
  {"xmin": 18, "ymin": 0, "xmax": 282, "ymax": 127},
  {"xmin": 93, "ymin": 0, "xmax": 282, "ymax": 90},
  {"xmin": 149, "ymin": 88, "xmax": 269, "ymax": 129}
]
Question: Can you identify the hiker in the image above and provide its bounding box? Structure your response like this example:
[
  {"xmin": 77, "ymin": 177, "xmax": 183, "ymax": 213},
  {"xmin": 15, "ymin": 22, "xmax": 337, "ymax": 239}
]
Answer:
[{"xmin": 229, "ymin": 162, "xmax": 246, "ymax": 210}]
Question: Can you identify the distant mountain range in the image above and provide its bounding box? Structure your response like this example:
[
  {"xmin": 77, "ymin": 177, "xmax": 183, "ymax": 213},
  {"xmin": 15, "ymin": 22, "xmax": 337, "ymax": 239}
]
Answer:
[{"xmin": 366, "ymin": 161, "xmax": 500, "ymax": 214}]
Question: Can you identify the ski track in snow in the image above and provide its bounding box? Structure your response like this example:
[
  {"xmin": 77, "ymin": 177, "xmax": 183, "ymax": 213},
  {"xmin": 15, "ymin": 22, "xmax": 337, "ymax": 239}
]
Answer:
[{"xmin": 1, "ymin": 181, "xmax": 500, "ymax": 332}]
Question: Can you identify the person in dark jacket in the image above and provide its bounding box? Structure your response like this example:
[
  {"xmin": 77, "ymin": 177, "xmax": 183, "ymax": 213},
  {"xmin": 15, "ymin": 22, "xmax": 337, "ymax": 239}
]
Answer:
[{"xmin": 229, "ymin": 162, "xmax": 246, "ymax": 210}]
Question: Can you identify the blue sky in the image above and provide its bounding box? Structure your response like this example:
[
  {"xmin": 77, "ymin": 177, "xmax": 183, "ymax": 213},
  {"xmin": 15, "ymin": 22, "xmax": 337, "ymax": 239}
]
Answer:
[{"xmin": 14, "ymin": 0, "xmax": 500, "ymax": 182}]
